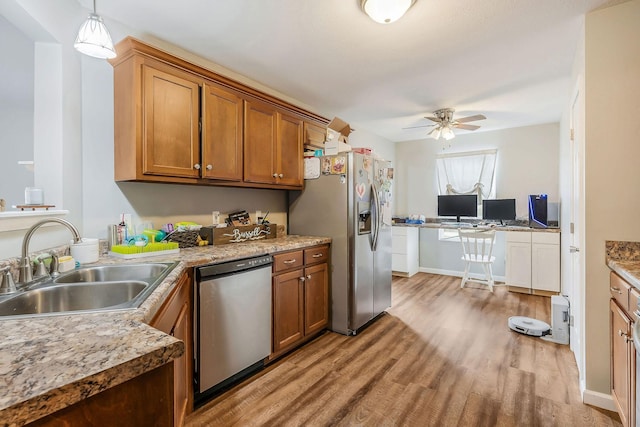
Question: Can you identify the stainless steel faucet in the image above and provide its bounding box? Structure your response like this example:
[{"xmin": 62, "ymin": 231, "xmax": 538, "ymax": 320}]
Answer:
[{"xmin": 18, "ymin": 218, "xmax": 82, "ymax": 285}]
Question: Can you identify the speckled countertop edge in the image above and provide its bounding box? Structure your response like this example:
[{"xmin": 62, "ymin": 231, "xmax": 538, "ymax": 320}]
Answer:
[
  {"xmin": 0, "ymin": 314, "xmax": 183, "ymax": 427},
  {"xmin": 606, "ymin": 241, "xmax": 640, "ymax": 289},
  {"xmin": 392, "ymin": 223, "xmax": 560, "ymax": 233},
  {"xmin": 0, "ymin": 235, "xmax": 331, "ymax": 426}
]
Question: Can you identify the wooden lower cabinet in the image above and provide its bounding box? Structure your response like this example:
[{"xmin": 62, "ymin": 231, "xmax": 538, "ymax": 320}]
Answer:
[
  {"xmin": 610, "ymin": 272, "xmax": 636, "ymax": 427},
  {"xmin": 151, "ymin": 270, "xmax": 193, "ymax": 427},
  {"xmin": 272, "ymin": 245, "xmax": 329, "ymax": 357},
  {"xmin": 273, "ymin": 268, "xmax": 305, "ymax": 351},
  {"xmin": 29, "ymin": 363, "xmax": 173, "ymax": 427},
  {"xmin": 304, "ymin": 262, "xmax": 329, "ymax": 336}
]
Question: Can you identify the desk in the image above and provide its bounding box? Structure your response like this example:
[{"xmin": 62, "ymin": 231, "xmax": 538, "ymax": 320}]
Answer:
[{"xmin": 392, "ymin": 223, "xmax": 560, "ymax": 294}]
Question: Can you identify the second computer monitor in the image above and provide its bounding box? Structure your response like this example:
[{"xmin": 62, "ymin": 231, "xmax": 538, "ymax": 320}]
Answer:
[{"xmin": 482, "ymin": 198, "xmax": 516, "ymax": 224}]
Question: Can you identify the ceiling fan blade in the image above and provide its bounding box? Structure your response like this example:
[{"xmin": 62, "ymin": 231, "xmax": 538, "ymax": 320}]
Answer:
[
  {"xmin": 455, "ymin": 114, "xmax": 486, "ymax": 123},
  {"xmin": 424, "ymin": 116, "xmax": 441, "ymax": 123},
  {"xmin": 402, "ymin": 124, "xmax": 435, "ymax": 130},
  {"xmin": 428, "ymin": 127, "xmax": 439, "ymax": 136},
  {"xmin": 455, "ymin": 124, "xmax": 481, "ymax": 131}
]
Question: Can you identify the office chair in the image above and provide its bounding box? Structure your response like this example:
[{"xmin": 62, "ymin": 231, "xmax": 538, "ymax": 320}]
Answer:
[{"xmin": 458, "ymin": 228, "xmax": 497, "ymax": 292}]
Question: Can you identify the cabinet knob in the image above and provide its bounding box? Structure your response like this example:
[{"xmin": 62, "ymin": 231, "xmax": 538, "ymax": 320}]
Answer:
[
  {"xmin": 283, "ymin": 259, "xmax": 297, "ymax": 264},
  {"xmin": 272, "ymin": 173, "xmax": 278, "ymax": 178},
  {"xmin": 278, "ymin": 173, "xmax": 283, "ymax": 178},
  {"xmin": 206, "ymin": 164, "xmax": 213, "ymax": 170},
  {"xmin": 306, "ymin": 274, "xmax": 311, "ymax": 279},
  {"xmin": 610, "ymin": 286, "xmax": 622, "ymax": 294},
  {"xmin": 299, "ymin": 277, "xmax": 305, "ymax": 282},
  {"xmin": 194, "ymin": 164, "xmax": 201, "ymax": 170},
  {"xmin": 619, "ymin": 329, "xmax": 633, "ymax": 343}
]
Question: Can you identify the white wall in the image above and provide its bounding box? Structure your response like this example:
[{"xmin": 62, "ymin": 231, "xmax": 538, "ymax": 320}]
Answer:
[
  {"xmin": 583, "ymin": 0, "xmax": 640, "ymax": 396},
  {"xmin": 394, "ymin": 123, "xmax": 560, "ymax": 219}
]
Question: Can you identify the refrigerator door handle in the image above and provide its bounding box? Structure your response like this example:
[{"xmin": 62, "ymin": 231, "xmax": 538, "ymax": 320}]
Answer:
[{"xmin": 371, "ymin": 183, "xmax": 380, "ymax": 251}]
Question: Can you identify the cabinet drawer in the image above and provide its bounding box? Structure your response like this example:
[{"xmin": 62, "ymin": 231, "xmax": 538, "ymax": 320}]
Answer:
[
  {"xmin": 392, "ymin": 227, "xmax": 409, "ymax": 236},
  {"xmin": 392, "ymin": 254, "xmax": 408, "ymax": 272},
  {"xmin": 610, "ymin": 271, "xmax": 631, "ymax": 313},
  {"xmin": 506, "ymin": 231, "xmax": 532, "ymax": 243},
  {"xmin": 532, "ymin": 232, "xmax": 559, "ymax": 245},
  {"xmin": 304, "ymin": 245, "xmax": 329, "ymax": 266},
  {"xmin": 273, "ymin": 250, "xmax": 304, "ymax": 272},
  {"xmin": 392, "ymin": 235, "xmax": 408, "ymax": 254}
]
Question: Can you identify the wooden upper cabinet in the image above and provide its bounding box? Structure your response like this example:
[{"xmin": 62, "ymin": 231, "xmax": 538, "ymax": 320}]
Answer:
[
  {"xmin": 244, "ymin": 99, "xmax": 277, "ymax": 184},
  {"xmin": 202, "ymin": 82, "xmax": 243, "ymax": 181},
  {"xmin": 303, "ymin": 121, "xmax": 326, "ymax": 150},
  {"xmin": 110, "ymin": 37, "xmax": 324, "ymax": 189},
  {"xmin": 142, "ymin": 64, "xmax": 201, "ymax": 179},
  {"xmin": 277, "ymin": 113, "xmax": 304, "ymax": 187},
  {"xmin": 243, "ymin": 99, "xmax": 303, "ymax": 187}
]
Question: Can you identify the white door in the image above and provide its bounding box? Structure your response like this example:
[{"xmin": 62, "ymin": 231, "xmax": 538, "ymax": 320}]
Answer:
[{"xmin": 569, "ymin": 79, "xmax": 585, "ymax": 387}]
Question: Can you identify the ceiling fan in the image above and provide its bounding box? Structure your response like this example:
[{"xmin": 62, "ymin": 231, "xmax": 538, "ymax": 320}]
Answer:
[{"xmin": 405, "ymin": 108, "xmax": 486, "ymax": 140}]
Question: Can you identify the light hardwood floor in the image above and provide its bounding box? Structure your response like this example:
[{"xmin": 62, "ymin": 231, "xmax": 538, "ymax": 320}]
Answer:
[{"xmin": 186, "ymin": 273, "xmax": 621, "ymax": 426}]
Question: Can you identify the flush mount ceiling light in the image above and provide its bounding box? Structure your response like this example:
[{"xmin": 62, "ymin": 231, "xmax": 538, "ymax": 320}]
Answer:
[
  {"xmin": 74, "ymin": 0, "xmax": 116, "ymax": 59},
  {"xmin": 361, "ymin": 0, "xmax": 416, "ymax": 24}
]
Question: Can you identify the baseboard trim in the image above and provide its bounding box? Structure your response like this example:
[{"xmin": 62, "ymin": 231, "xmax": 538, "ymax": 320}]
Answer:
[
  {"xmin": 418, "ymin": 267, "xmax": 505, "ymax": 283},
  {"xmin": 582, "ymin": 389, "xmax": 617, "ymax": 412}
]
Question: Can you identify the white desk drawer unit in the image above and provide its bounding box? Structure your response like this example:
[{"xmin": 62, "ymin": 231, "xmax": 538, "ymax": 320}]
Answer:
[{"xmin": 392, "ymin": 226, "xmax": 419, "ymax": 277}]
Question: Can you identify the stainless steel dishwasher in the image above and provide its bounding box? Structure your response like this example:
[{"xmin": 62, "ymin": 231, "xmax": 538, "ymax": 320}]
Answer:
[{"xmin": 194, "ymin": 254, "xmax": 273, "ymax": 404}]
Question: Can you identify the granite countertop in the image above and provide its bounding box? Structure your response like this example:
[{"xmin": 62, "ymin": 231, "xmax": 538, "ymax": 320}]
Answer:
[
  {"xmin": 606, "ymin": 240, "xmax": 640, "ymax": 289},
  {"xmin": 393, "ymin": 222, "xmax": 561, "ymax": 233},
  {"xmin": 0, "ymin": 235, "xmax": 330, "ymax": 426}
]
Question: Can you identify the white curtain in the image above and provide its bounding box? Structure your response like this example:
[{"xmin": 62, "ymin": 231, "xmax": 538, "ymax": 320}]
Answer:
[{"xmin": 436, "ymin": 149, "xmax": 497, "ymax": 200}]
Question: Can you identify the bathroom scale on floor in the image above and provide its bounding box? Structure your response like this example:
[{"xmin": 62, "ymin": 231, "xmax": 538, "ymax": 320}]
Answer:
[{"xmin": 508, "ymin": 316, "xmax": 551, "ymax": 337}]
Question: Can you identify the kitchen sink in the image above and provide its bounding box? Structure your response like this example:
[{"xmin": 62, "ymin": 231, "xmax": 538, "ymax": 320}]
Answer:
[
  {"xmin": 0, "ymin": 261, "xmax": 178, "ymax": 319},
  {"xmin": 0, "ymin": 281, "xmax": 148, "ymax": 316},
  {"xmin": 54, "ymin": 264, "xmax": 170, "ymax": 284}
]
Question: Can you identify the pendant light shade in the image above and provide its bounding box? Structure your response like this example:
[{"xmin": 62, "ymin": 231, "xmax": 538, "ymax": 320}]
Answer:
[
  {"xmin": 361, "ymin": 0, "xmax": 416, "ymax": 24},
  {"xmin": 74, "ymin": 1, "xmax": 116, "ymax": 59}
]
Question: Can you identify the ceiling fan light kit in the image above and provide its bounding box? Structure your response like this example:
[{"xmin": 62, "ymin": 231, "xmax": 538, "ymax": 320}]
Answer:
[
  {"xmin": 361, "ymin": 0, "xmax": 416, "ymax": 24},
  {"xmin": 415, "ymin": 108, "xmax": 486, "ymax": 142},
  {"xmin": 74, "ymin": 0, "xmax": 116, "ymax": 59}
]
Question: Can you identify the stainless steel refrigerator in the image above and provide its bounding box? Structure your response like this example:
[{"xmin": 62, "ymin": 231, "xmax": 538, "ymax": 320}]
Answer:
[{"xmin": 288, "ymin": 151, "xmax": 393, "ymax": 335}]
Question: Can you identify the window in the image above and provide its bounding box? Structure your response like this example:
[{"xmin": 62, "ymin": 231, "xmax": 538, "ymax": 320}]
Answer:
[
  {"xmin": 436, "ymin": 149, "xmax": 497, "ymax": 200},
  {"xmin": 436, "ymin": 149, "xmax": 497, "ymax": 241}
]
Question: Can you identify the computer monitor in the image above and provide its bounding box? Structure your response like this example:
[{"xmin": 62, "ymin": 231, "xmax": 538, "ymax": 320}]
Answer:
[
  {"xmin": 437, "ymin": 194, "xmax": 478, "ymax": 223},
  {"xmin": 482, "ymin": 198, "xmax": 516, "ymax": 225}
]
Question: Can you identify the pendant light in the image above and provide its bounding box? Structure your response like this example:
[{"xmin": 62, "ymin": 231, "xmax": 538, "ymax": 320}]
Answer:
[
  {"xmin": 361, "ymin": 0, "xmax": 416, "ymax": 24},
  {"xmin": 74, "ymin": 0, "xmax": 116, "ymax": 59}
]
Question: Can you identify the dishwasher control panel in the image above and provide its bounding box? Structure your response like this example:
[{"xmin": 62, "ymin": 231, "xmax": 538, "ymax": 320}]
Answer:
[{"xmin": 196, "ymin": 254, "xmax": 273, "ymax": 279}]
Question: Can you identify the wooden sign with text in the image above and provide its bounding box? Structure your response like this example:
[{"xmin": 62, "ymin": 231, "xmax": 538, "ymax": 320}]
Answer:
[{"xmin": 212, "ymin": 224, "xmax": 276, "ymax": 245}]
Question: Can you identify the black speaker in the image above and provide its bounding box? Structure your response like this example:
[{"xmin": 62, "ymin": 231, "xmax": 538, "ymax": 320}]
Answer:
[{"xmin": 528, "ymin": 194, "xmax": 548, "ymax": 228}]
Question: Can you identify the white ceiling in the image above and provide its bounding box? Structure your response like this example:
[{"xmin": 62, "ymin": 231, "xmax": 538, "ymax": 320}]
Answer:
[{"xmin": 86, "ymin": 0, "xmax": 621, "ymax": 142}]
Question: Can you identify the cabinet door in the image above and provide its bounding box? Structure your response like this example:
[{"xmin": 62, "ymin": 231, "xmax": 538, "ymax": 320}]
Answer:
[
  {"xmin": 304, "ymin": 263, "xmax": 329, "ymax": 336},
  {"xmin": 142, "ymin": 64, "xmax": 201, "ymax": 178},
  {"xmin": 244, "ymin": 99, "xmax": 277, "ymax": 184},
  {"xmin": 303, "ymin": 121, "xmax": 326, "ymax": 150},
  {"xmin": 151, "ymin": 271, "xmax": 193, "ymax": 426},
  {"xmin": 610, "ymin": 299, "xmax": 634, "ymax": 427},
  {"xmin": 273, "ymin": 269, "xmax": 304, "ymax": 352},
  {"xmin": 532, "ymin": 243, "xmax": 560, "ymax": 292},
  {"xmin": 276, "ymin": 112, "xmax": 303, "ymax": 187},
  {"xmin": 201, "ymin": 82, "xmax": 243, "ymax": 181},
  {"xmin": 505, "ymin": 241, "xmax": 532, "ymax": 288}
]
